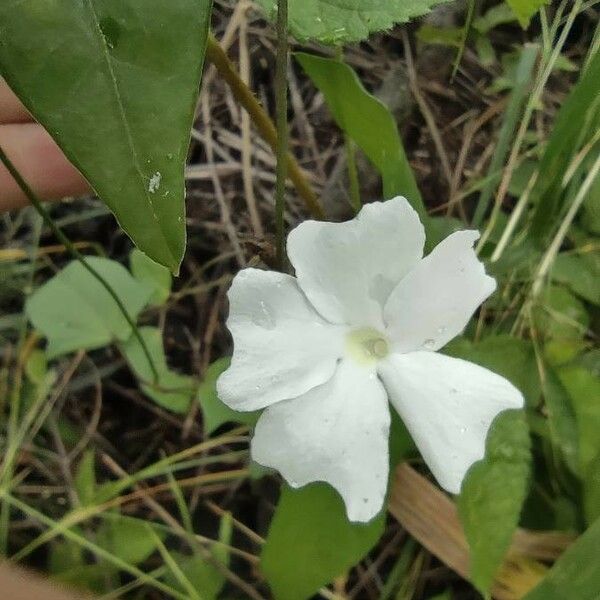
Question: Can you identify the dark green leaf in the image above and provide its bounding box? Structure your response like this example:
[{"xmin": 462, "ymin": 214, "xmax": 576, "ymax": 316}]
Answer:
[
  {"xmin": 458, "ymin": 410, "xmax": 531, "ymax": 596},
  {"xmin": 26, "ymin": 257, "xmax": 152, "ymax": 358},
  {"xmin": 0, "ymin": 0, "xmax": 213, "ymax": 270},
  {"xmin": 256, "ymin": 0, "xmax": 449, "ymax": 44},
  {"xmin": 261, "ymin": 483, "xmax": 384, "ymax": 600},
  {"xmin": 523, "ymin": 517, "xmax": 600, "ymax": 600},
  {"xmin": 296, "ymin": 53, "xmax": 426, "ymax": 220}
]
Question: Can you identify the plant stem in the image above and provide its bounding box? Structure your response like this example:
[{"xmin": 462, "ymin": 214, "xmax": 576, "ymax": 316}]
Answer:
[
  {"xmin": 274, "ymin": 0, "xmax": 289, "ymax": 268},
  {"xmin": 205, "ymin": 34, "xmax": 324, "ymax": 221},
  {"xmin": 0, "ymin": 145, "xmax": 159, "ymax": 381}
]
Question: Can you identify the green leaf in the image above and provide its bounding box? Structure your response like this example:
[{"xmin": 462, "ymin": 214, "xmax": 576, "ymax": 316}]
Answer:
[
  {"xmin": 444, "ymin": 335, "xmax": 541, "ymax": 408},
  {"xmin": 505, "ymin": 0, "xmax": 549, "ymax": 28},
  {"xmin": 558, "ymin": 366, "xmax": 600, "ymax": 524},
  {"xmin": 523, "ymin": 517, "xmax": 600, "ymax": 600},
  {"xmin": 122, "ymin": 326, "xmax": 194, "ymax": 413},
  {"xmin": 97, "ymin": 514, "xmax": 165, "ymax": 565},
  {"xmin": 552, "ymin": 253, "xmax": 600, "ymax": 306},
  {"xmin": 0, "ymin": 0, "xmax": 213, "ymax": 271},
  {"xmin": 458, "ymin": 410, "xmax": 531, "ymax": 596},
  {"xmin": 256, "ymin": 0, "xmax": 449, "ymax": 44},
  {"xmin": 542, "ymin": 366, "xmax": 580, "ymax": 475},
  {"xmin": 197, "ymin": 358, "xmax": 259, "ymax": 435},
  {"xmin": 416, "ymin": 24, "xmax": 463, "ymax": 47},
  {"xmin": 529, "ymin": 50, "xmax": 600, "ymax": 241},
  {"xmin": 534, "ymin": 285, "xmax": 590, "ymax": 342},
  {"xmin": 296, "ymin": 53, "xmax": 426, "ymax": 220},
  {"xmin": 558, "ymin": 366, "xmax": 600, "ymax": 475},
  {"xmin": 24, "ymin": 349, "xmax": 48, "ymax": 384},
  {"xmin": 261, "ymin": 483, "xmax": 384, "ymax": 600},
  {"xmin": 75, "ymin": 450, "xmax": 97, "ymax": 507},
  {"xmin": 473, "ymin": 4, "xmax": 518, "ymax": 34},
  {"xmin": 26, "ymin": 257, "xmax": 152, "ymax": 358},
  {"xmin": 130, "ymin": 248, "xmax": 172, "ymax": 306}
]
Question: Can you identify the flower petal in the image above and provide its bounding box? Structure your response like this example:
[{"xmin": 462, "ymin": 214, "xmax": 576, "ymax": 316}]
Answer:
[
  {"xmin": 383, "ymin": 230, "xmax": 496, "ymax": 353},
  {"xmin": 378, "ymin": 351, "xmax": 524, "ymax": 494},
  {"xmin": 217, "ymin": 268, "xmax": 345, "ymax": 411},
  {"xmin": 287, "ymin": 197, "xmax": 425, "ymax": 328},
  {"xmin": 252, "ymin": 360, "xmax": 390, "ymax": 522}
]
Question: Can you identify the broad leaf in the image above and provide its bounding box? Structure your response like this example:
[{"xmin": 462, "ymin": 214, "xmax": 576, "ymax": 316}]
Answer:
[
  {"xmin": 296, "ymin": 53, "xmax": 426, "ymax": 219},
  {"xmin": 197, "ymin": 358, "xmax": 259, "ymax": 435},
  {"xmin": 458, "ymin": 410, "xmax": 531, "ymax": 596},
  {"xmin": 130, "ymin": 248, "xmax": 172, "ymax": 306},
  {"xmin": 26, "ymin": 257, "xmax": 152, "ymax": 358},
  {"xmin": 122, "ymin": 326, "xmax": 194, "ymax": 413},
  {"xmin": 256, "ymin": 0, "xmax": 448, "ymax": 44},
  {"xmin": 261, "ymin": 483, "xmax": 384, "ymax": 600},
  {"xmin": 0, "ymin": 0, "xmax": 213, "ymax": 271},
  {"xmin": 523, "ymin": 517, "xmax": 600, "ymax": 600}
]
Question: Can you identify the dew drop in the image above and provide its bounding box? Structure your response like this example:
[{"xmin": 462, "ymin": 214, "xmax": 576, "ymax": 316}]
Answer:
[
  {"xmin": 251, "ymin": 300, "xmax": 276, "ymax": 329},
  {"xmin": 422, "ymin": 338, "xmax": 436, "ymax": 349},
  {"xmin": 437, "ymin": 326, "xmax": 447, "ymax": 335}
]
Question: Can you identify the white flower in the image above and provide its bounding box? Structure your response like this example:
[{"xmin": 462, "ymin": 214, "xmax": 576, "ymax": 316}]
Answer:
[{"xmin": 217, "ymin": 197, "xmax": 523, "ymax": 522}]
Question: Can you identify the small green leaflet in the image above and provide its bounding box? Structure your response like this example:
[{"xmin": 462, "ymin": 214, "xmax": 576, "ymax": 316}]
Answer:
[
  {"xmin": 256, "ymin": 0, "xmax": 449, "ymax": 44},
  {"xmin": 0, "ymin": 0, "xmax": 213, "ymax": 271},
  {"xmin": 296, "ymin": 53, "xmax": 426, "ymax": 220},
  {"xmin": 505, "ymin": 0, "xmax": 549, "ymax": 28},
  {"xmin": 458, "ymin": 410, "xmax": 531, "ymax": 596},
  {"xmin": 197, "ymin": 358, "xmax": 259, "ymax": 435},
  {"xmin": 122, "ymin": 326, "xmax": 194, "ymax": 414},
  {"xmin": 523, "ymin": 517, "xmax": 600, "ymax": 600},
  {"xmin": 26, "ymin": 257, "xmax": 152, "ymax": 358},
  {"xmin": 261, "ymin": 483, "xmax": 385, "ymax": 600}
]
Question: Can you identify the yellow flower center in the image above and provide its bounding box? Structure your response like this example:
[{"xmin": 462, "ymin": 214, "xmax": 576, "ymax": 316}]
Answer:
[{"xmin": 345, "ymin": 327, "xmax": 389, "ymax": 365}]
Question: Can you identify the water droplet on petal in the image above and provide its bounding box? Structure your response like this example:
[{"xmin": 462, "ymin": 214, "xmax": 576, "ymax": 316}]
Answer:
[{"xmin": 422, "ymin": 338, "xmax": 436, "ymax": 349}]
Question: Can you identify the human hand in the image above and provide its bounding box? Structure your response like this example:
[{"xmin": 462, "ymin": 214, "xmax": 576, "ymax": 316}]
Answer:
[{"xmin": 0, "ymin": 78, "xmax": 89, "ymax": 212}]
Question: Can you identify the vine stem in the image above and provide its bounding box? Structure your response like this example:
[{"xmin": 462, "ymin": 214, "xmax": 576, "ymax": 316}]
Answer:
[
  {"xmin": 0, "ymin": 145, "xmax": 159, "ymax": 382},
  {"xmin": 274, "ymin": 0, "xmax": 289, "ymax": 268},
  {"xmin": 205, "ymin": 34, "xmax": 325, "ymax": 221}
]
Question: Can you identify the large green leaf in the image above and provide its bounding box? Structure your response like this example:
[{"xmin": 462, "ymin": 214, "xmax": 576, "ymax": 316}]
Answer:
[
  {"xmin": 122, "ymin": 326, "xmax": 194, "ymax": 413},
  {"xmin": 130, "ymin": 248, "xmax": 172, "ymax": 306},
  {"xmin": 458, "ymin": 410, "xmax": 531, "ymax": 596},
  {"xmin": 523, "ymin": 517, "xmax": 600, "ymax": 600},
  {"xmin": 0, "ymin": 0, "xmax": 213, "ymax": 271},
  {"xmin": 552, "ymin": 252, "xmax": 600, "ymax": 306},
  {"xmin": 261, "ymin": 483, "xmax": 384, "ymax": 600},
  {"xmin": 296, "ymin": 53, "xmax": 426, "ymax": 219},
  {"xmin": 26, "ymin": 257, "xmax": 152, "ymax": 358},
  {"xmin": 256, "ymin": 0, "xmax": 448, "ymax": 44}
]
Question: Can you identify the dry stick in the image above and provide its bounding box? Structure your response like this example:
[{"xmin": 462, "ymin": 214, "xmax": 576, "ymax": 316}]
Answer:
[
  {"xmin": 402, "ymin": 31, "xmax": 453, "ymax": 189},
  {"xmin": 239, "ymin": 8, "xmax": 264, "ymax": 237},
  {"xmin": 205, "ymin": 34, "xmax": 325, "ymax": 220},
  {"xmin": 0, "ymin": 145, "xmax": 159, "ymax": 381},
  {"xmin": 274, "ymin": 0, "xmax": 289, "ymax": 268}
]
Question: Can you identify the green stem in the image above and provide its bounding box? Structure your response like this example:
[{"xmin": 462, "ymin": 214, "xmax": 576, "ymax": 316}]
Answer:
[
  {"xmin": 0, "ymin": 145, "xmax": 159, "ymax": 382},
  {"xmin": 274, "ymin": 0, "xmax": 289, "ymax": 269}
]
